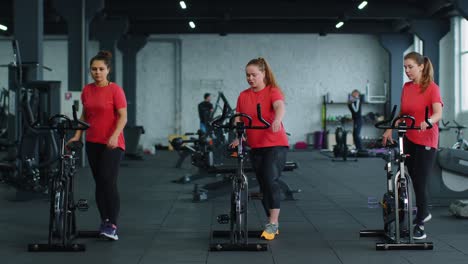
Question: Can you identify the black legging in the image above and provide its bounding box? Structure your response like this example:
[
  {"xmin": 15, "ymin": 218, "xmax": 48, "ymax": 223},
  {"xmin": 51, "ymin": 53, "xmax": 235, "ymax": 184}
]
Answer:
[
  {"xmin": 404, "ymin": 137, "xmax": 437, "ymax": 224},
  {"xmin": 250, "ymin": 146, "xmax": 287, "ymax": 217},
  {"xmin": 86, "ymin": 142, "xmax": 123, "ymax": 225},
  {"xmin": 353, "ymin": 117, "xmax": 363, "ymax": 150}
]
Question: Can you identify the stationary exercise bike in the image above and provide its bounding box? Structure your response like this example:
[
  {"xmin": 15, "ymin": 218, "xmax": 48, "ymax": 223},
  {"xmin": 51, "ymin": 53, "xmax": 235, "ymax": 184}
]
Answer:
[
  {"xmin": 209, "ymin": 104, "xmax": 270, "ymax": 251},
  {"xmin": 440, "ymin": 120, "xmax": 468, "ymax": 150},
  {"xmin": 28, "ymin": 106, "xmax": 99, "ymax": 252},
  {"xmin": 360, "ymin": 105, "xmax": 434, "ymax": 250}
]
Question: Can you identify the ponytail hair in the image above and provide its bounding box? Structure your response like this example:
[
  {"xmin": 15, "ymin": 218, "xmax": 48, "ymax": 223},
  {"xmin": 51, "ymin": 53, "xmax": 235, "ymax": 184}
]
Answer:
[
  {"xmin": 404, "ymin": 51, "xmax": 434, "ymax": 92},
  {"xmin": 90, "ymin": 50, "xmax": 113, "ymax": 71},
  {"xmin": 246, "ymin": 57, "xmax": 284, "ymax": 96}
]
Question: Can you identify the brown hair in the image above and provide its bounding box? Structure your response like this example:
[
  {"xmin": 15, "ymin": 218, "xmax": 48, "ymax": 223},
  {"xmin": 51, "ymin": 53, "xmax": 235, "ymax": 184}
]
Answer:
[
  {"xmin": 90, "ymin": 50, "xmax": 113, "ymax": 71},
  {"xmin": 404, "ymin": 51, "xmax": 434, "ymax": 92},
  {"xmin": 246, "ymin": 57, "xmax": 283, "ymax": 96}
]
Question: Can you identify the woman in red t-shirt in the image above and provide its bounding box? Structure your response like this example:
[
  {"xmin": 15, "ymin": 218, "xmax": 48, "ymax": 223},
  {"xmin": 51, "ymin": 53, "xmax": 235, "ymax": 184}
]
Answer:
[
  {"xmin": 68, "ymin": 51, "xmax": 127, "ymax": 241},
  {"xmin": 382, "ymin": 52, "xmax": 443, "ymax": 240},
  {"xmin": 232, "ymin": 57, "xmax": 288, "ymax": 241}
]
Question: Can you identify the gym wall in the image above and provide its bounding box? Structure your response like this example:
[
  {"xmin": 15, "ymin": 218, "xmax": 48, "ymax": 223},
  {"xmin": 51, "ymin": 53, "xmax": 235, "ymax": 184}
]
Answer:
[
  {"xmin": 145, "ymin": 34, "xmax": 389, "ymax": 149},
  {"xmin": 0, "ymin": 37, "xmax": 123, "ymax": 131},
  {"xmin": 0, "ymin": 30, "xmax": 458, "ymax": 151},
  {"xmin": 439, "ymin": 24, "xmax": 456, "ymax": 149}
]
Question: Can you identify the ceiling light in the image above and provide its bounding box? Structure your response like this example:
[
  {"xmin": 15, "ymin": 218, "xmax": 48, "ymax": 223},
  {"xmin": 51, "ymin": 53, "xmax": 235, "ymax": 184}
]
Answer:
[
  {"xmin": 179, "ymin": 1, "xmax": 187, "ymax": 9},
  {"xmin": 0, "ymin": 24, "xmax": 7, "ymax": 31},
  {"xmin": 189, "ymin": 21, "xmax": 196, "ymax": 29},
  {"xmin": 358, "ymin": 1, "xmax": 368, "ymax": 10},
  {"xmin": 335, "ymin": 21, "xmax": 344, "ymax": 29}
]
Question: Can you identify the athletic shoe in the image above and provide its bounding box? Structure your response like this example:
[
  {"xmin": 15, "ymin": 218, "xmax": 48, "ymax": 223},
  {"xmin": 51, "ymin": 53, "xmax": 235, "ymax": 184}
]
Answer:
[
  {"xmin": 413, "ymin": 225, "xmax": 427, "ymax": 240},
  {"xmin": 413, "ymin": 213, "xmax": 432, "ymax": 225},
  {"xmin": 260, "ymin": 223, "xmax": 279, "ymax": 240},
  {"xmin": 99, "ymin": 219, "xmax": 110, "ymax": 235},
  {"xmin": 101, "ymin": 223, "xmax": 119, "ymax": 241}
]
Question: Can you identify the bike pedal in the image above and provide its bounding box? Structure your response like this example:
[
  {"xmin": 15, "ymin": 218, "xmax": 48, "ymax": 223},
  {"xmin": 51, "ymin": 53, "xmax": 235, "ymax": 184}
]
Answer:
[
  {"xmin": 76, "ymin": 199, "xmax": 89, "ymax": 211},
  {"xmin": 217, "ymin": 214, "xmax": 230, "ymax": 224}
]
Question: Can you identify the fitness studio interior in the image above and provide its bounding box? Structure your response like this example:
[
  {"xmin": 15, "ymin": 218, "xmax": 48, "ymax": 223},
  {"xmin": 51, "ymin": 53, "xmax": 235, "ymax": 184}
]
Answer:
[{"xmin": 1, "ymin": 0, "xmax": 468, "ymax": 263}]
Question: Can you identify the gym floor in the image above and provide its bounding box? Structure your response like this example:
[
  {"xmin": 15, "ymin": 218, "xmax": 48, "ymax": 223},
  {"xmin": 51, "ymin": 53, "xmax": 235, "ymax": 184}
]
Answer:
[{"xmin": 1, "ymin": 150, "xmax": 468, "ymax": 264}]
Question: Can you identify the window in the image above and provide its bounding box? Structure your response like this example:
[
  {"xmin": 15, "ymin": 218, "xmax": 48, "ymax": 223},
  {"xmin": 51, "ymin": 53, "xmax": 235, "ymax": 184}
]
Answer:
[{"xmin": 460, "ymin": 18, "xmax": 468, "ymax": 111}]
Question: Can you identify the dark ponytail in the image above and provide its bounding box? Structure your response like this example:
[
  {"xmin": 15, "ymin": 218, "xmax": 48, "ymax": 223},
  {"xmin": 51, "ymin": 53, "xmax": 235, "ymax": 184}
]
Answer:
[{"xmin": 90, "ymin": 50, "xmax": 113, "ymax": 71}]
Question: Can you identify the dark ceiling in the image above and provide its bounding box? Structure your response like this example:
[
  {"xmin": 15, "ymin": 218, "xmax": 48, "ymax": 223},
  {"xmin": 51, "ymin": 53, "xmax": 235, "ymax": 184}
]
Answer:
[{"xmin": 0, "ymin": 0, "xmax": 460, "ymax": 36}]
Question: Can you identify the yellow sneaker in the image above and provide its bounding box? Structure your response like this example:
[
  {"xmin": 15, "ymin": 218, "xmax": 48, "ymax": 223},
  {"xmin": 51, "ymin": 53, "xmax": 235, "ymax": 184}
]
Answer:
[{"xmin": 260, "ymin": 223, "xmax": 279, "ymax": 240}]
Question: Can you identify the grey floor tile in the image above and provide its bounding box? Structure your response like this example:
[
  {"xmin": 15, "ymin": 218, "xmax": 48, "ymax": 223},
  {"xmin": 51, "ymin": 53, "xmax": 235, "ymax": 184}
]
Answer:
[{"xmin": 1, "ymin": 151, "xmax": 468, "ymax": 264}]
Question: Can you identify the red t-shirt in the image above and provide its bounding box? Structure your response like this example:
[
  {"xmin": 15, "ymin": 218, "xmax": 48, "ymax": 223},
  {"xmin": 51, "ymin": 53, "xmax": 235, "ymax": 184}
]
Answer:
[
  {"xmin": 81, "ymin": 82, "xmax": 127, "ymax": 150},
  {"xmin": 236, "ymin": 86, "xmax": 289, "ymax": 148},
  {"xmin": 400, "ymin": 81, "xmax": 443, "ymax": 149}
]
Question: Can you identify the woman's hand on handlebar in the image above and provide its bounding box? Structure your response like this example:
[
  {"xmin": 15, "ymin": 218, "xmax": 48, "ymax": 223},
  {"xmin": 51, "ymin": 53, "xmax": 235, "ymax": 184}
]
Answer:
[
  {"xmin": 420, "ymin": 121, "xmax": 430, "ymax": 131},
  {"xmin": 229, "ymin": 138, "xmax": 240, "ymax": 148},
  {"xmin": 382, "ymin": 129, "xmax": 394, "ymax": 146},
  {"xmin": 272, "ymin": 119, "xmax": 281, "ymax": 132},
  {"xmin": 66, "ymin": 136, "xmax": 80, "ymax": 147}
]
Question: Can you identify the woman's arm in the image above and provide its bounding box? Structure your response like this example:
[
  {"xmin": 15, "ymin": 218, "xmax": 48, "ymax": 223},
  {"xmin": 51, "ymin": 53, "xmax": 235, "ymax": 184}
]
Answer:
[
  {"xmin": 69, "ymin": 111, "xmax": 86, "ymax": 142},
  {"xmin": 429, "ymin": 102, "xmax": 443, "ymax": 124},
  {"xmin": 420, "ymin": 102, "xmax": 442, "ymax": 131},
  {"xmin": 272, "ymin": 100, "xmax": 285, "ymax": 132},
  {"xmin": 107, "ymin": 108, "xmax": 127, "ymax": 148}
]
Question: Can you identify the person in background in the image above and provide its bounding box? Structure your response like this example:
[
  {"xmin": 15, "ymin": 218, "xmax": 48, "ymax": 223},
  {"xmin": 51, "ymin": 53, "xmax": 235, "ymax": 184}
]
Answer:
[
  {"xmin": 382, "ymin": 51, "xmax": 443, "ymax": 240},
  {"xmin": 231, "ymin": 57, "xmax": 288, "ymax": 241},
  {"xmin": 348, "ymin": 89, "xmax": 363, "ymax": 151},
  {"xmin": 68, "ymin": 50, "xmax": 127, "ymax": 241},
  {"xmin": 198, "ymin": 93, "xmax": 213, "ymax": 133}
]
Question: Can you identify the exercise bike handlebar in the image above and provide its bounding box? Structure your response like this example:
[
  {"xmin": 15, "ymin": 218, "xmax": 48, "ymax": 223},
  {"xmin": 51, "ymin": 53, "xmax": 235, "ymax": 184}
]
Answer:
[
  {"xmin": 446, "ymin": 120, "xmax": 467, "ymax": 130},
  {"xmin": 374, "ymin": 105, "xmax": 433, "ymax": 130},
  {"xmin": 211, "ymin": 104, "xmax": 270, "ymax": 130},
  {"xmin": 33, "ymin": 105, "xmax": 90, "ymax": 131}
]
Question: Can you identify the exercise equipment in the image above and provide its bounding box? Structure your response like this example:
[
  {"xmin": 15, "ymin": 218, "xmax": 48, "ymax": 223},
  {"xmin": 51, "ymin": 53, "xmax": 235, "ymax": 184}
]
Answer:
[
  {"xmin": 0, "ymin": 87, "xmax": 9, "ymax": 140},
  {"xmin": 448, "ymin": 199, "xmax": 468, "ymax": 218},
  {"xmin": 170, "ymin": 130, "xmax": 218, "ymax": 171},
  {"xmin": 332, "ymin": 118, "xmax": 357, "ymax": 162},
  {"xmin": 360, "ymin": 105, "xmax": 433, "ymax": 250},
  {"xmin": 28, "ymin": 106, "xmax": 99, "ymax": 252},
  {"xmin": 192, "ymin": 157, "xmax": 300, "ymax": 202},
  {"xmin": 209, "ymin": 103, "xmax": 268, "ymax": 251},
  {"xmin": 440, "ymin": 120, "xmax": 468, "ymax": 150},
  {"xmin": 124, "ymin": 125, "xmax": 145, "ymax": 160},
  {"xmin": 0, "ymin": 40, "xmax": 60, "ymax": 195},
  {"xmin": 426, "ymin": 121, "xmax": 468, "ymax": 206},
  {"xmin": 428, "ymin": 148, "xmax": 468, "ymax": 206},
  {"xmin": 171, "ymin": 92, "xmax": 235, "ymax": 171}
]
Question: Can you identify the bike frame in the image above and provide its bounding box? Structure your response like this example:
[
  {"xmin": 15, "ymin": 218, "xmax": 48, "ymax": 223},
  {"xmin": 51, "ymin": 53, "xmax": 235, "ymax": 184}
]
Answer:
[{"xmin": 209, "ymin": 104, "xmax": 270, "ymax": 251}]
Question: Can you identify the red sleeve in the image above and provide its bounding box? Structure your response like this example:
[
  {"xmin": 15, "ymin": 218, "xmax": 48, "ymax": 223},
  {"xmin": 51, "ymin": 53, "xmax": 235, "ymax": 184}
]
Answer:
[
  {"xmin": 236, "ymin": 92, "xmax": 244, "ymax": 113},
  {"xmin": 113, "ymin": 85, "xmax": 127, "ymax": 109},
  {"xmin": 400, "ymin": 84, "xmax": 406, "ymax": 108},
  {"xmin": 81, "ymin": 85, "xmax": 87, "ymax": 104},
  {"xmin": 430, "ymin": 83, "xmax": 443, "ymax": 107},
  {"xmin": 270, "ymin": 87, "xmax": 284, "ymax": 104}
]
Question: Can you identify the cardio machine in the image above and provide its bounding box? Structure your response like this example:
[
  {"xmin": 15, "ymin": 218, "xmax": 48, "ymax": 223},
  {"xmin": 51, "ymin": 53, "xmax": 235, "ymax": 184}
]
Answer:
[
  {"xmin": 209, "ymin": 104, "xmax": 269, "ymax": 251},
  {"xmin": 332, "ymin": 117, "xmax": 357, "ymax": 162},
  {"xmin": 440, "ymin": 120, "xmax": 468, "ymax": 150},
  {"xmin": 429, "ymin": 120, "xmax": 468, "ymax": 206},
  {"xmin": 360, "ymin": 106, "xmax": 434, "ymax": 250},
  {"xmin": 28, "ymin": 106, "xmax": 99, "ymax": 252}
]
